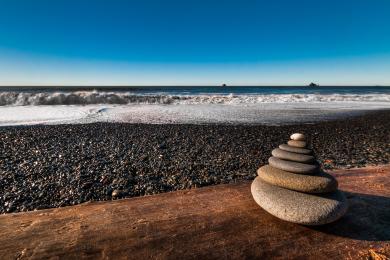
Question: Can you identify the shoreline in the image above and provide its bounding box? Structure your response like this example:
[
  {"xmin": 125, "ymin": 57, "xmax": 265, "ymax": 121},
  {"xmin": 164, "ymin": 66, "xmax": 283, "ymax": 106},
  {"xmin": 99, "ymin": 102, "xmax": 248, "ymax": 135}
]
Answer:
[
  {"xmin": 2, "ymin": 105, "xmax": 390, "ymax": 127},
  {"xmin": 1, "ymin": 110, "xmax": 390, "ymax": 214}
]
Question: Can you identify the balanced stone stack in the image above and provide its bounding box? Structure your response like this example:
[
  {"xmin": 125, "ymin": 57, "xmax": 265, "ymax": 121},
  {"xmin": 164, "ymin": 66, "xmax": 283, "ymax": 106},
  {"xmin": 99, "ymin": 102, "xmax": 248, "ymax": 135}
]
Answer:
[{"xmin": 251, "ymin": 133, "xmax": 348, "ymax": 225}]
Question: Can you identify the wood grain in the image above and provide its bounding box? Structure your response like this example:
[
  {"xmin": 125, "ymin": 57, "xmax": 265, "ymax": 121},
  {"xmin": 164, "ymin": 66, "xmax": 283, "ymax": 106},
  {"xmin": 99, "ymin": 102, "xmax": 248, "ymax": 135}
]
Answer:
[{"xmin": 1, "ymin": 165, "xmax": 389, "ymax": 259}]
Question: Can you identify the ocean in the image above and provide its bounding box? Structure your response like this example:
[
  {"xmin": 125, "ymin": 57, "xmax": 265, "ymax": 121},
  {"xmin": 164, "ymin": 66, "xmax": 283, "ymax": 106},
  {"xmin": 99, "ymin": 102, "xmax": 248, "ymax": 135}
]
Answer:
[{"xmin": 1, "ymin": 86, "xmax": 390, "ymax": 126}]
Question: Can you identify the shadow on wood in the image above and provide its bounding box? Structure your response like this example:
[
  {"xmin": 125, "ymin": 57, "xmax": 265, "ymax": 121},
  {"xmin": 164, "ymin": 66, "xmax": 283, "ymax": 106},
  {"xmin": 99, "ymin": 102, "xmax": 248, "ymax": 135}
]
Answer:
[
  {"xmin": 311, "ymin": 191, "xmax": 390, "ymax": 241},
  {"xmin": 0, "ymin": 165, "xmax": 389, "ymax": 259}
]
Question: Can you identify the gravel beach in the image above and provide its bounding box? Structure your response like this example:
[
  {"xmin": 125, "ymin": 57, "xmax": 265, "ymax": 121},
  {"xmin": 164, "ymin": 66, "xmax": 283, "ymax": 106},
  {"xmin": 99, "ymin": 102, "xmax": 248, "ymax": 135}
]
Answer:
[{"xmin": 1, "ymin": 110, "xmax": 390, "ymax": 214}]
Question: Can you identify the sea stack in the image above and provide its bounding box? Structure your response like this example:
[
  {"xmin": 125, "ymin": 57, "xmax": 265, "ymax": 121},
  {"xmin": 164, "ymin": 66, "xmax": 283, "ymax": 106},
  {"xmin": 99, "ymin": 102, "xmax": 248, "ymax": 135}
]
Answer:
[{"xmin": 251, "ymin": 133, "xmax": 348, "ymax": 225}]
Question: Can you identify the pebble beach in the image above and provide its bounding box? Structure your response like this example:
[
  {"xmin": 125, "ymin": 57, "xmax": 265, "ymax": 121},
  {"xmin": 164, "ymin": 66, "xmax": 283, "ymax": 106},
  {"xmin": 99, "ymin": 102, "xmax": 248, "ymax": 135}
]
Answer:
[{"xmin": 1, "ymin": 110, "xmax": 390, "ymax": 214}]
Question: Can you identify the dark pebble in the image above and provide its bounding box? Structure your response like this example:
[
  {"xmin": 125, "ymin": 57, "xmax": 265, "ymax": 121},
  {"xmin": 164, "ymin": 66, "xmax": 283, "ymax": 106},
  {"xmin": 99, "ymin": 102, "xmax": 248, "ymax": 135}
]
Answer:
[{"xmin": 0, "ymin": 110, "xmax": 389, "ymax": 213}]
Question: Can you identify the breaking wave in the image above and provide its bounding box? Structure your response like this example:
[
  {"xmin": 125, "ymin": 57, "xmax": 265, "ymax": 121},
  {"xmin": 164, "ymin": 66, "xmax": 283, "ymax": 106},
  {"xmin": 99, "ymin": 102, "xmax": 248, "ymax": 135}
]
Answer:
[{"xmin": 1, "ymin": 91, "xmax": 390, "ymax": 106}]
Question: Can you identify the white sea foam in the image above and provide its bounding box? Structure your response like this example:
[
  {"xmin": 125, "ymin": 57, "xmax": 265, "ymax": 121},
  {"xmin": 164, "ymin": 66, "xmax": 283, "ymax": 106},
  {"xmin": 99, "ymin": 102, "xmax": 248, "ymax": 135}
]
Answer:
[
  {"xmin": 0, "ymin": 105, "xmax": 97, "ymax": 126},
  {"xmin": 1, "ymin": 102, "xmax": 390, "ymax": 126},
  {"xmin": 1, "ymin": 89, "xmax": 390, "ymax": 126},
  {"xmin": 1, "ymin": 91, "xmax": 390, "ymax": 106}
]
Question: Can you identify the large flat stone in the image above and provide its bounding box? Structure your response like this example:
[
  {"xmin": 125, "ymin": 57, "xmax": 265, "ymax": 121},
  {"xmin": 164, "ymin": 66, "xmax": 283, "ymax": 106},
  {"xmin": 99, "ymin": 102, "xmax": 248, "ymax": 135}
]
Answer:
[
  {"xmin": 251, "ymin": 177, "xmax": 348, "ymax": 225},
  {"xmin": 272, "ymin": 148, "xmax": 315, "ymax": 163},
  {"xmin": 279, "ymin": 144, "xmax": 312, "ymax": 154},
  {"xmin": 257, "ymin": 165, "xmax": 337, "ymax": 193},
  {"xmin": 269, "ymin": 156, "xmax": 318, "ymax": 174}
]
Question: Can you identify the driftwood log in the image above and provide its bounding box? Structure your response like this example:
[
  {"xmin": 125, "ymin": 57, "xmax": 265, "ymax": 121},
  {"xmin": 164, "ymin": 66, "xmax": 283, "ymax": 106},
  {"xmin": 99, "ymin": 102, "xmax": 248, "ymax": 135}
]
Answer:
[{"xmin": 1, "ymin": 165, "xmax": 389, "ymax": 259}]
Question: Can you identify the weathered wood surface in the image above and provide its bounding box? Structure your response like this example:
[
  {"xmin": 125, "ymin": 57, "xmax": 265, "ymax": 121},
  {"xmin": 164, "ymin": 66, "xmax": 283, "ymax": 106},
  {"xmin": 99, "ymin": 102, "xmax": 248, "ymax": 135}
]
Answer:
[{"xmin": 1, "ymin": 165, "xmax": 389, "ymax": 259}]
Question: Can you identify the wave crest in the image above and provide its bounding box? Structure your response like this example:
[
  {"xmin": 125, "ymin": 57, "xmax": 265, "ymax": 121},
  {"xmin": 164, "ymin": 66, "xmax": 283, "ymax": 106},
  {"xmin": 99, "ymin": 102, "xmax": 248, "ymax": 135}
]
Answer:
[{"xmin": 1, "ymin": 91, "xmax": 390, "ymax": 106}]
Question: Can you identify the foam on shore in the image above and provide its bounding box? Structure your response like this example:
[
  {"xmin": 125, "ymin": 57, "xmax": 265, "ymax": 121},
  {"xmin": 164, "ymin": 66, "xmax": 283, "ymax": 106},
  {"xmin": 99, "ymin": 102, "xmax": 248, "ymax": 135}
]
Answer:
[{"xmin": 1, "ymin": 102, "xmax": 390, "ymax": 126}]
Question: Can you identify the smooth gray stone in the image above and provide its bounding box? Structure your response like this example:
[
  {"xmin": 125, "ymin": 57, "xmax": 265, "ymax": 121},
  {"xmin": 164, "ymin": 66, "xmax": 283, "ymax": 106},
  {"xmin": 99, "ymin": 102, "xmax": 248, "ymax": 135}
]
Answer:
[
  {"xmin": 257, "ymin": 165, "xmax": 338, "ymax": 193},
  {"xmin": 279, "ymin": 144, "xmax": 312, "ymax": 155},
  {"xmin": 290, "ymin": 133, "xmax": 305, "ymax": 141},
  {"xmin": 288, "ymin": 140, "xmax": 307, "ymax": 148},
  {"xmin": 272, "ymin": 148, "xmax": 314, "ymax": 163},
  {"xmin": 269, "ymin": 156, "xmax": 318, "ymax": 174},
  {"xmin": 251, "ymin": 177, "xmax": 348, "ymax": 225}
]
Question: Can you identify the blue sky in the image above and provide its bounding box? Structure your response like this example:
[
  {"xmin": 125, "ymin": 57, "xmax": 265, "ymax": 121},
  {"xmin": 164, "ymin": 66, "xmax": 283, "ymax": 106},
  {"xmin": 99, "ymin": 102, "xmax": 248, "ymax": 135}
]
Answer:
[{"xmin": 0, "ymin": 0, "xmax": 389, "ymax": 85}]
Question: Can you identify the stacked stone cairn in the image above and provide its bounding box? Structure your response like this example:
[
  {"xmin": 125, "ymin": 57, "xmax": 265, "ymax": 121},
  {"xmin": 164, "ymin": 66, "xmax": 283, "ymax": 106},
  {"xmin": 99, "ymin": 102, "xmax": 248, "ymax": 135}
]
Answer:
[{"xmin": 251, "ymin": 133, "xmax": 348, "ymax": 225}]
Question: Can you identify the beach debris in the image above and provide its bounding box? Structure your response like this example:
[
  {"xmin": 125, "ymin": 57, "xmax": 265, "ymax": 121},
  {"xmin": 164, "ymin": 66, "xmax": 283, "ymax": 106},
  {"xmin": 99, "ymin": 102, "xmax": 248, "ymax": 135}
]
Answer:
[
  {"xmin": 251, "ymin": 133, "xmax": 348, "ymax": 225},
  {"xmin": 111, "ymin": 189, "xmax": 128, "ymax": 198},
  {"xmin": 368, "ymin": 249, "xmax": 390, "ymax": 260}
]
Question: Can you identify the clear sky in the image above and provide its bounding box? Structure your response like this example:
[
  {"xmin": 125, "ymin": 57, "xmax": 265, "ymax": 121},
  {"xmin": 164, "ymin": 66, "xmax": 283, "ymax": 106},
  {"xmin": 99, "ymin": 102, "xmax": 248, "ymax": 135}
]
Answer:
[{"xmin": 0, "ymin": 0, "xmax": 390, "ymax": 86}]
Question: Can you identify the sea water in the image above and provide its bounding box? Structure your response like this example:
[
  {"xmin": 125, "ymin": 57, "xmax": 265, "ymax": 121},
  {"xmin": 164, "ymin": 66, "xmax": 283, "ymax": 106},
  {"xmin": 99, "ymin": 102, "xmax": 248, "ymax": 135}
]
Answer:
[{"xmin": 0, "ymin": 86, "xmax": 390, "ymax": 126}]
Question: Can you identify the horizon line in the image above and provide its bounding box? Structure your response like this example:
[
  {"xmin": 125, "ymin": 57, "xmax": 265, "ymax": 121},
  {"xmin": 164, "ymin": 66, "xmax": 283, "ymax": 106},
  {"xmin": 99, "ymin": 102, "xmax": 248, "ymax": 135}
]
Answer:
[{"xmin": 1, "ymin": 85, "xmax": 389, "ymax": 88}]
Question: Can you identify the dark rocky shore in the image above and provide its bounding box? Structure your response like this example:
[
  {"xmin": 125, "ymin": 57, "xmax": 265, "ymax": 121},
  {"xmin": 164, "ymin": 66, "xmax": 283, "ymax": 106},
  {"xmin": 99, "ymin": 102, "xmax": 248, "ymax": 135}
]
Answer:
[{"xmin": 1, "ymin": 111, "xmax": 390, "ymax": 214}]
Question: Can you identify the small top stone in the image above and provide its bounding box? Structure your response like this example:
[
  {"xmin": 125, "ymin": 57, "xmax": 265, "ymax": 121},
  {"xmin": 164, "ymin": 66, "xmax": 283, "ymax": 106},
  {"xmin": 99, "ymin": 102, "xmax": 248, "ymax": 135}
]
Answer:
[{"xmin": 290, "ymin": 133, "xmax": 305, "ymax": 141}]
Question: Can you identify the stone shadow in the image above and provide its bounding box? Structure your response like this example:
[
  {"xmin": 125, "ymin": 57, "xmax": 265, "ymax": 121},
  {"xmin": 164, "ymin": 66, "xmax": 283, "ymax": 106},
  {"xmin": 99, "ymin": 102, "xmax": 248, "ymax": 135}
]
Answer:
[{"xmin": 310, "ymin": 191, "xmax": 390, "ymax": 241}]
